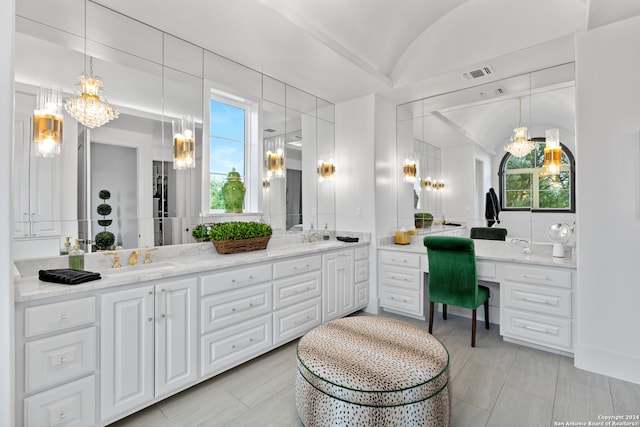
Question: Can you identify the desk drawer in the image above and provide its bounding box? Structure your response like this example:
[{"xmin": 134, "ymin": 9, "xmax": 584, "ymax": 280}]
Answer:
[
  {"xmin": 380, "ymin": 265, "xmax": 421, "ymax": 291},
  {"xmin": 502, "ymin": 308, "xmax": 572, "ymax": 350},
  {"xmin": 201, "ymin": 264, "xmax": 271, "ymax": 295},
  {"xmin": 25, "ymin": 297, "xmax": 95, "ymax": 337},
  {"xmin": 25, "ymin": 327, "xmax": 96, "ymax": 393},
  {"xmin": 503, "ymin": 282, "xmax": 571, "ymax": 318},
  {"xmin": 24, "ymin": 375, "xmax": 95, "ymax": 427},
  {"xmin": 380, "ymin": 286, "xmax": 422, "ymax": 316},
  {"xmin": 379, "ymin": 251, "xmax": 421, "ymax": 269},
  {"xmin": 504, "ymin": 265, "xmax": 571, "ymax": 289}
]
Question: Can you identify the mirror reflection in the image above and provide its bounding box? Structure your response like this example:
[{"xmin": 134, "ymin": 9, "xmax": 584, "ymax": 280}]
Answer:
[
  {"xmin": 397, "ymin": 63, "xmax": 576, "ymax": 242},
  {"xmin": 13, "ymin": 0, "xmax": 335, "ymax": 259}
]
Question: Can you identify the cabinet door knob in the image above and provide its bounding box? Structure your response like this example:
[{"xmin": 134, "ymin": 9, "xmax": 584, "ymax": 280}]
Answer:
[
  {"xmin": 60, "ymin": 314, "xmax": 67, "ymax": 320},
  {"xmin": 59, "ymin": 413, "xmax": 66, "ymax": 420},
  {"xmin": 60, "ymin": 357, "xmax": 66, "ymax": 363},
  {"xmin": 148, "ymin": 317, "xmax": 153, "ymax": 322}
]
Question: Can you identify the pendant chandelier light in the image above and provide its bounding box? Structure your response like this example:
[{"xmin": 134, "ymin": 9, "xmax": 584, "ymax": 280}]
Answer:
[
  {"xmin": 172, "ymin": 116, "xmax": 196, "ymax": 170},
  {"xmin": 544, "ymin": 128, "xmax": 562, "ymax": 176},
  {"xmin": 64, "ymin": 57, "xmax": 119, "ymax": 129},
  {"xmin": 504, "ymin": 96, "xmax": 536, "ymax": 157},
  {"xmin": 33, "ymin": 83, "xmax": 63, "ymax": 157}
]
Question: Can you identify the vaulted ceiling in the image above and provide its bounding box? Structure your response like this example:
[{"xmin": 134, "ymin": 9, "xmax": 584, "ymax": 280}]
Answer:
[{"xmin": 92, "ymin": 0, "xmax": 639, "ymax": 106}]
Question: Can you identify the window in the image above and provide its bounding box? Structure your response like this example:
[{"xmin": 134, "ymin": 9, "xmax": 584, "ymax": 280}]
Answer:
[
  {"xmin": 209, "ymin": 98, "xmax": 248, "ymax": 211},
  {"xmin": 499, "ymin": 140, "xmax": 575, "ymax": 212}
]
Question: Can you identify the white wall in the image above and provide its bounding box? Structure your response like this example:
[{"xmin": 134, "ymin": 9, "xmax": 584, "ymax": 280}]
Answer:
[
  {"xmin": 442, "ymin": 145, "xmax": 476, "ymax": 224},
  {"xmin": 1, "ymin": 0, "xmax": 15, "ymax": 425},
  {"xmin": 575, "ymin": 15, "xmax": 640, "ymax": 384},
  {"xmin": 375, "ymin": 96, "xmax": 398, "ymax": 239}
]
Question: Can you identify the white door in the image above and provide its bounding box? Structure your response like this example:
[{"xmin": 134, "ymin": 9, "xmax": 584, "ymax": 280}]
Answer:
[
  {"xmin": 155, "ymin": 277, "xmax": 198, "ymax": 397},
  {"xmin": 101, "ymin": 286, "xmax": 154, "ymax": 423}
]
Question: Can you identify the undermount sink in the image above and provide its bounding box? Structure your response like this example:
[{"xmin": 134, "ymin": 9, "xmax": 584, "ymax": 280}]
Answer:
[{"xmin": 102, "ymin": 262, "xmax": 179, "ymax": 279}]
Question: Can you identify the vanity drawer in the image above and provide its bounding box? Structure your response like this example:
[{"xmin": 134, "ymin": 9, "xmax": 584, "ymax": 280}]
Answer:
[
  {"xmin": 24, "ymin": 375, "xmax": 95, "ymax": 427},
  {"xmin": 355, "ymin": 281, "xmax": 368, "ymax": 308},
  {"xmin": 354, "ymin": 259, "xmax": 369, "ymax": 283},
  {"xmin": 273, "ymin": 297, "xmax": 321, "ymax": 345},
  {"xmin": 354, "ymin": 246, "xmax": 368, "ymax": 260},
  {"xmin": 273, "ymin": 255, "xmax": 321, "ymax": 280},
  {"xmin": 504, "ymin": 264, "xmax": 571, "ymax": 289},
  {"xmin": 379, "ymin": 251, "xmax": 421, "ymax": 269},
  {"xmin": 25, "ymin": 327, "xmax": 96, "ymax": 393},
  {"xmin": 380, "ymin": 265, "xmax": 421, "ymax": 291},
  {"xmin": 380, "ymin": 287, "xmax": 422, "ymax": 316},
  {"xmin": 25, "ymin": 297, "xmax": 95, "ymax": 337},
  {"xmin": 201, "ymin": 283, "xmax": 272, "ymax": 333},
  {"xmin": 503, "ymin": 282, "xmax": 571, "ymax": 318},
  {"xmin": 502, "ymin": 308, "xmax": 572, "ymax": 350},
  {"xmin": 273, "ymin": 271, "xmax": 321, "ymax": 310},
  {"xmin": 201, "ymin": 314, "xmax": 272, "ymax": 377},
  {"xmin": 201, "ymin": 264, "xmax": 271, "ymax": 295}
]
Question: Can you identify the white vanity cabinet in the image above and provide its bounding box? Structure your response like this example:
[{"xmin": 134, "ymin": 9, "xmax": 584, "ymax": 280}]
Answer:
[
  {"xmin": 322, "ymin": 249, "xmax": 355, "ymax": 322},
  {"xmin": 100, "ymin": 277, "xmax": 198, "ymax": 423},
  {"xmin": 200, "ymin": 264, "xmax": 273, "ymax": 377},
  {"xmin": 378, "ymin": 250, "xmax": 424, "ymax": 319},
  {"xmin": 354, "ymin": 246, "xmax": 369, "ymax": 309},
  {"xmin": 18, "ymin": 297, "xmax": 97, "ymax": 427},
  {"xmin": 501, "ymin": 264, "xmax": 574, "ymax": 352},
  {"xmin": 272, "ymin": 255, "xmax": 322, "ymax": 345}
]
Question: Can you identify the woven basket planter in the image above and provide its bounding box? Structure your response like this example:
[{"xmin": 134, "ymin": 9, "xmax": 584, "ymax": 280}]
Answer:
[{"xmin": 212, "ymin": 236, "xmax": 270, "ymax": 254}]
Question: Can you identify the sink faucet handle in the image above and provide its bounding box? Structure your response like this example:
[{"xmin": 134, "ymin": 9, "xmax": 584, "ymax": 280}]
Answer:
[
  {"xmin": 144, "ymin": 247, "xmax": 158, "ymax": 264},
  {"xmin": 103, "ymin": 251, "xmax": 121, "ymax": 268}
]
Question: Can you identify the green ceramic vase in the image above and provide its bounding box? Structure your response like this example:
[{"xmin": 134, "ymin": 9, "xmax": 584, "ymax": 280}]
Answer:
[{"xmin": 222, "ymin": 168, "xmax": 246, "ymax": 213}]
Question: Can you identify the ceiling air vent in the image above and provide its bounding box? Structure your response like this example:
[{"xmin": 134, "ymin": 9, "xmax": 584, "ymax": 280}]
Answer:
[
  {"xmin": 462, "ymin": 65, "xmax": 494, "ymax": 80},
  {"xmin": 495, "ymin": 87, "xmax": 505, "ymax": 95},
  {"xmin": 264, "ymin": 128, "xmax": 277, "ymax": 133}
]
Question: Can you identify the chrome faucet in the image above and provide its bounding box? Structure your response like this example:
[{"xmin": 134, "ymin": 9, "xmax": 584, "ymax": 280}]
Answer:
[{"xmin": 128, "ymin": 250, "xmax": 141, "ymax": 266}]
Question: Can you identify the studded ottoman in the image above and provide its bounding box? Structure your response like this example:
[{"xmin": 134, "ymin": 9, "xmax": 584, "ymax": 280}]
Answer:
[{"xmin": 295, "ymin": 316, "xmax": 451, "ymax": 426}]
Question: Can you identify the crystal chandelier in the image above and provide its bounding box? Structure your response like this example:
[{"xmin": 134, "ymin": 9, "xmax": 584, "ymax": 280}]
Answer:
[
  {"xmin": 64, "ymin": 57, "xmax": 118, "ymax": 129},
  {"xmin": 504, "ymin": 96, "xmax": 536, "ymax": 157},
  {"xmin": 33, "ymin": 83, "xmax": 63, "ymax": 157}
]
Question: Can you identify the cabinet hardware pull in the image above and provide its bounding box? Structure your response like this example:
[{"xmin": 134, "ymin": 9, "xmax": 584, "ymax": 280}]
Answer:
[
  {"xmin": 522, "ymin": 274, "xmax": 549, "ymax": 281},
  {"xmin": 60, "ymin": 357, "xmax": 66, "ymax": 363},
  {"xmin": 161, "ymin": 288, "xmax": 166, "ymax": 292},
  {"xmin": 232, "ymin": 345, "xmax": 236, "ymax": 349},
  {"xmin": 148, "ymin": 291, "xmax": 152, "ymax": 295},
  {"xmin": 249, "ymin": 338, "xmax": 254, "ymax": 342},
  {"xmin": 522, "ymin": 297, "xmax": 550, "ymax": 304},
  {"xmin": 147, "ymin": 317, "xmax": 153, "ymax": 322},
  {"xmin": 59, "ymin": 413, "xmax": 66, "ymax": 420},
  {"xmin": 161, "ymin": 314, "xmax": 165, "ymax": 318},
  {"xmin": 60, "ymin": 314, "xmax": 67, "ymax": 320},
  {"xmin": 523, "ymin": 324, "xmax": 548, "ymax": 333}
]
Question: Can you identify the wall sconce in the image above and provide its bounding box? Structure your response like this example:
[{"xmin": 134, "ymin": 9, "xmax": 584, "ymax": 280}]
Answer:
[
  {"xmin": 317, "ymin": 156, "xmax": 336, "ymax": 181},
  {"xmin": 544, "ymin": 128, "xmax": 561, "ymax": 176},
  {"xmin": 433, "ymin": 180, "xmax": 445, "ymax": 190},
  {"xmin": 265, "ymin": 136, "xmax": 285, "ymax": 178},
  {"xmin": 33, "ymin": 83, "xmax": 63, "ymax": 158},
  {"xmin": 403, "ymin": 156, "xmax": 417, "ymax": 183},
  {"xmin": 172, "ymin": 116, "xmax": 196, "ymax": 170},
  {"xmin": 421, "ymin": 177, "xmax": 432, "ymax": 190}
]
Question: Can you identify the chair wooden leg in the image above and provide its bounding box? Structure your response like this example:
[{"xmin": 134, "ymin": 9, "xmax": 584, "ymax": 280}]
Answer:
[
  {"xmin": 428, "ymin": 302, "xmax": 434, "ymax": 334},
  {"xmin": 484, "ymin": 300, "xmax": 490, "ymax": 329},
  {"xmin": 471, "ymin": 309, "xmax": 477, "ymax": 347},
  {"xmin": 443, "ymin": 304, "xmax": 447, "ymax": 320}
]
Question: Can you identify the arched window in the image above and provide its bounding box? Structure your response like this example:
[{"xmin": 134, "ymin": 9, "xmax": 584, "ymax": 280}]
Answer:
[{"xmin": 498, "ymin": 138, "xmax": 575, "ymax": 212}]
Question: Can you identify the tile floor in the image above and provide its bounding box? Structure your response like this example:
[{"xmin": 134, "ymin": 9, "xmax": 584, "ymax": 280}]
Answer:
[{"xmin": 109, "ymin": 312, "xmax": 640, "ymax": 426}]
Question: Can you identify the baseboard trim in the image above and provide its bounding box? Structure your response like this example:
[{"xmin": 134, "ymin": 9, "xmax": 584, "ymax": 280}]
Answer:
[{"xmin": 575, "ymin": 344, "xmax": 640, "ymax": 385}]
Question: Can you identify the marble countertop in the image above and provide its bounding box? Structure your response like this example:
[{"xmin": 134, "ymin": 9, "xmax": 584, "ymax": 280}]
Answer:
[
  {"xmin": 15, "ymin": 235, "xmax": 369, "ymax": 303},
  {"xmin": 378, "ymin": 238, "xmax": 576, "ymax": 269}
]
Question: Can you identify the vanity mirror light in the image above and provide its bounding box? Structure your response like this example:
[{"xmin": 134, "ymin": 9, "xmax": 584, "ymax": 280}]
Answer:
[
  {"xmin": 13, "ymin": 0, "xmax": 335, "ymax": 259},
  {"xmin": 396, "ymin": 63, "xmax": 576, "ymax": 242}
]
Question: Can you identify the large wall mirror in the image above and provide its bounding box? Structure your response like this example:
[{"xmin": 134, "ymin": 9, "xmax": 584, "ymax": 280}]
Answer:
[
  {"xmin": 13, "ymin": 0, "xmax": 335, "ymax": 258},
  {"xmin": 396, "ymin": 63, "xmax": 576, "ymax": 241}
]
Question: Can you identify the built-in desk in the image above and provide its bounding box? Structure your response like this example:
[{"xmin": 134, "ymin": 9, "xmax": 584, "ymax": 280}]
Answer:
[{"xmin": 378, "ymin": 239, "xmax": 576, "ymax": 355}]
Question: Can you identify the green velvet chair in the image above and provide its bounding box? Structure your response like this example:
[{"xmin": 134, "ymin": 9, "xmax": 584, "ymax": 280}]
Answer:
[
  {"xmin": 469, "ymin": 227, "xmax": 508, "ymax": 241},
  {"xmin": 424, "ymin": 236, "xmax": 490, "ymax": 347}
]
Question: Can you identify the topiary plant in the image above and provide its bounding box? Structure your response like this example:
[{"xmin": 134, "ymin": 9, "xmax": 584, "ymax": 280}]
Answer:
[
  {"xmin": 95, "ymin": 189, "xmax": 115, "ymax": 250},
  {"xmin": 208, "ymin": 221, "xmax": 272, "ymax": 241}
]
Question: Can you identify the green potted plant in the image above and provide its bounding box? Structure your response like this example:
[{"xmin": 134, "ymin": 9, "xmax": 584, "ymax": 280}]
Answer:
[
  {"xmin": 208, "ymin": 221, "xmax": 273, "ymax": 254},
  {"xmin": 192, "ymin": 224, "xmax": 211, "ymax": 242},
  {"xmin": 414, "ymin": 212, "xmax": 433, "ymax": 229},
  {"xmin": 95, "ymin": 189, "xmax": 115, "ymax": 250}
]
